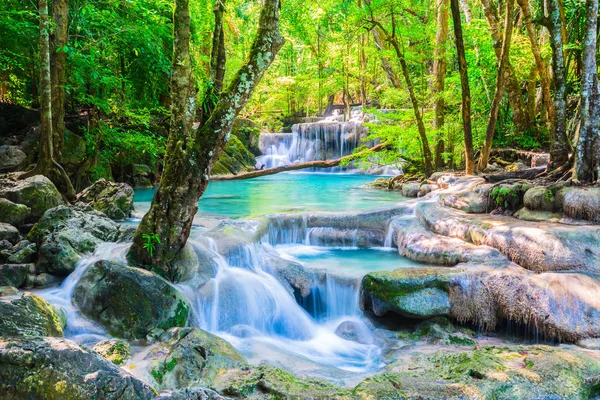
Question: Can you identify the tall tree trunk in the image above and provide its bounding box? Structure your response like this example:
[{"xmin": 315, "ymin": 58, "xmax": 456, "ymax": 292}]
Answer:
[
  {"xmin": 517, "ymin": 0, "xmax": 554, "ymax": 124},
  {"xmin": 127, "ymin": 0, "xmax": 284, "ymax": 279},
  {"xmin": 459, "ymin": 0, "xmax": 491, "ymax": 101},
  {"xmin": 433, "ymin": 0, "xmax": 449, "ymax": 169},
  {"xmin": 478, "ymin": 0, "xmax": 515, "ymax": 171},
  {"xmin": 480, "ymin": 0, "xmax": 530, "ymax": 133},
  {"xmin": 547, "ymin": 0, "xmax": 571, "ymax": 168},
  {"xmin": 50, "ymin": 0, "xmax": 68, "ymax": 162},
  {"xmin": 450, "ymin": 0, "xmax": 475, "ymax": 174},
  {"xmin": 574, "ymin": 0, "xmax": 599, "ymax": 181}
]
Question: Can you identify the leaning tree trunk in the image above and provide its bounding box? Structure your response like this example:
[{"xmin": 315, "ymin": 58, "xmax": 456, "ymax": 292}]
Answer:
[
  {"xmin": 50, "ymin": 0, "xmax": 68, "ymax": 161},
  {"xmin": 478, "ymin": 0, "xmax": 515, "ymax": 171},
  {"xmin": 574, "ymin": 0, "xmax": 599, "ymax": 182},
  {"xmin": 547, "ymin": 0, "xmax": 572, "ymax": 168},
  {"xmin": 432, "ymin": 0, "xmax": 449, "ymax": 169},
  {"xmin": 450, "ymin": 0, "xmax": 475, "ymax": 174},
  {"xmin": 127, "ymin": 0, "xmax": 284, "ymax": 280}
]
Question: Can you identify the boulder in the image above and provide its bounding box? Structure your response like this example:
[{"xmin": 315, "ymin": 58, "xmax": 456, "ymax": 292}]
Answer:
[
  {"xmin": 523, "ymin": 186, "xmax": 556, "ymax": 212},
  {"xmin": 401, "ymin": 182, "xmax": 421, "ymax": 197},
  {"xmin": 0, "ymin": 264, "xmax": 35, "ymax": 288},
  {"xmin": 0, "ymin": 175, "xmax": 64, "ymax": 219},
  {"xmin": 92, "ymin": 339, "xmax": 131, "ymax": 365},
  {"xmin": 403, "ymin": 317, "xmax": 477, "ymax": 347},
  {"xmin": 439, "ymin": 179, "xmax": 492, "ymax": 213},
  {"xmin": 0, "ymin": 145, "xmax": 26, "ymax": 172},
  {"xmin": 73, "ymin": 260, "xmax": 190, "ymax": 340},
  {"xmin": 0, "ymin": 223, "xmax": 19, "ymax": 244},
  {"xmin": 28, "ymin": 205, "xmax": 132, "ymax": 276},
  {"xmin": 0, "ymin": 198, "xmax": 30, "ymax": 227},
  {"xmin": 0, "ymin": 292, "xmax": 64, "ymax": 337},
  {"xmin": 154, "ymin": 388, "xmax": 226, "ymax": 400},
  {"xmin": 213, "ymin": 363, "xmax": 349, "ymax": 399},
  {"xmin": 0, "ymin": 337, "xmax": 156, "ymax": 399},
  {"xmin": 76, "ymin": 178, "xmax": 134, "ymax": 220},
  {"xmin": 2, "ymin": 240, "xmax": 37, "ymax": 264},
  {"xmin": 489, "ymin": 182, "xmax": 530, "ymax": 211},
  {"xmin": 334, "ymin": 320, "xmax": 373, "ymax": 344},
  {"xmin": 559, "ymin": 187, "xmax": 600, "ymax": 223},
  {"xmin": 148, "ymin": 327, "xmax": 246, "ymax": 389}
]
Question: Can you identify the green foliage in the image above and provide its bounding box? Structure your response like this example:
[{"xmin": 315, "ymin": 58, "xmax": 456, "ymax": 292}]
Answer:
[{"xmin": 141, "ymin": 233, "xmax": 160, "ymax": 258}]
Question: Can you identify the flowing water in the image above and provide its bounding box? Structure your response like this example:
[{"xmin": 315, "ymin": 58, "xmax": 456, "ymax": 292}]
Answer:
[{"xmin": 38, "ymin": 173, "xmax": 415, "ymax": 386}]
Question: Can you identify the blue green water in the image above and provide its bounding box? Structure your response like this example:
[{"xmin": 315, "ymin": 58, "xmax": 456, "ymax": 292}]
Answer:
[{"xmin": 134, "ymin": 173, "xmax": 406, "ymax": 218}]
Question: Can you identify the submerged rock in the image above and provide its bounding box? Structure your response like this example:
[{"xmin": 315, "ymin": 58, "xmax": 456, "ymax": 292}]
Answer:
[
  {"xmin": 0, "ymin": 337, "xmax": 156, "ymax": 399},
  {"xmin": 0, "ymin": 198, "xmax": 30, "ymax": 227},
  {"xmin": 92, "ymin": 339, "xmax": 131, "ymax": 365},
  {"xmin": 0, "ymin": 291, "xmax": 64, "ymax": 337},
  {"xmin": 28, "ymin": 205, "xmax": 132, "ymax": 276},
  {"xmin": 76, "ymin": 178, "xmax": 134, "ymax": 220},
  {"xmin": 73, "ymin": 260, "xmax": 190, "ymax": 340},
  {"xmin": 148, "ymin": 327, "xmax": 246, "ymax": 390},
  {"xmin": 0, "ymin": 175, "xmax": 64, "ymax": 219}
]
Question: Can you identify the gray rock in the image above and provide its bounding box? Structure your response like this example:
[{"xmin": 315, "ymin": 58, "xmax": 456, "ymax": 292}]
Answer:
[
  {"xmin": 73, "ymin": 260, "xmax": 190, "ymax": 340},
  {"xmin": 334, "ymin": 320, "xmax": 373, "ymax": 344},
  {"xmin": 0, "ymin": 264, "xmax": 34, "ymax": 288},
  {"xmin": 0, "ymin": 337, "xmax": 156, "ymax": 399},
  {"xmin": 28, "ymin": 205, "xmax": 132, "ymax": 276},
  {"xmin": 0, "ymin": 292, "xmax": 64, "ymax": 337},
  {"xmin": 0, "ymin": 175, "xmax": 64, "ymax": 219},
  {"xmin": 76, "ymin": 178, "xmax": 134, "ymax": 220},
  {"xmin": 559, "ymin": 187, "xmax": 600, "ymax": 223},
  {"xmin": 0, "ymin": 198, "xmax": 30, "ymax": 227},
  {"xmin": 439, "ymin": 179, "xmax": 492, "ymax": 213},
  {"xmin": 4, "ymin": 240, "xmax": 37, "ymax": 264},
  {"xmin": 523, "ymin": 186, "xmax": 556, "ymax": 212},
  {"xmin": 401, "ymin": 182, "xmax": 421, "ymax": 197},
  {"xmin": 0, "ymin": 145, "xmax": 26, "ymax": 172},
  {"xmin": 0, "ymin": 223, "xmax": 19, "ymax": 244},
  {"xmin": 148, "ymin": 327, "xmax": 246, "ymax": 390},
  {"xmin": 154, "ymin": 388, "xmax": 226, "ymax": 400}
]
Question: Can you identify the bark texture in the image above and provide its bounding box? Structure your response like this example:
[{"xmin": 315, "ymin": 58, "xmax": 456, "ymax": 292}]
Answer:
[
  {"xmin": 127, "ymin": 0, "xmax": 284, "ymax": 279},
  {"xmin": 478, "ymin": 0, "xmax": 515, "ymax": 171},
  {"xmin": 450, "ymin": 0, "xmax": 475, "ymax": 174},
  {"xmin": 433, "ymin": 0, "xmax": 449, "ymax": 169},
  {"xmin": 50, "ymin": 0, "xmax": 68, "ymax": 161},
  {"xmin": 574, "ymin": 0, "xmax": 599, "ymax": 182},
  {"xmin": 547, "ymin": 0, "xmax": 571, "ymax": 168}
]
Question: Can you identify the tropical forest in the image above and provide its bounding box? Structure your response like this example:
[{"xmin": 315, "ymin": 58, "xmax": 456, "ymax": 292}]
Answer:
[{"xmin": 0, "ymin": 0, "xmax": 599, "ymax": 398}]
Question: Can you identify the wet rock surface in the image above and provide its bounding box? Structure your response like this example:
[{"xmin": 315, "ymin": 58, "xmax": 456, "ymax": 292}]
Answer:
[
  {"xmin": 0, "ymin": 291, "xmax": 64, "ymax": 337},
  {"xmin": 75, "ymin": 178, "xmax": 134, "ymax": 220},
  {"xmin": 73, "ymin": 260, "xmax": 190, "ymax": 340},
  {"xmin": 0, "ymin": 175, "xmax": 64, "ymax": 219}
]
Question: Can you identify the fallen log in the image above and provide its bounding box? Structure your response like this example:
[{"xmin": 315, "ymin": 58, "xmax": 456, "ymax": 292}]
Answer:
[
  {"xmin": 482, "ymin": 166, "xmax": 546, "ymax": 182},
  {"xmin": 212, "ymin": 142, "xmax": 390, "ymax": 181}
]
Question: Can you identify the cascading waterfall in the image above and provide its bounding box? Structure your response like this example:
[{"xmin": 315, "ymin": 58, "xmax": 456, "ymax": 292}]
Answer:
[{"xmin": 256, "ymin": 120, "xmax": 372, "ymax": 172}]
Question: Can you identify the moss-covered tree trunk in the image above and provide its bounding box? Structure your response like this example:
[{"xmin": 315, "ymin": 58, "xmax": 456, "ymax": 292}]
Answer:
[
  {"xmin": 574, "ymin": 0, "xmax": 599, "ymax": 182},
  {"xmin": 432, "ymin": 0, "xmax": 448, "ymax": 169},
  {"xmin": 478, "ymin": 0, "xmax": 514, "ymax": 171},
  {"xmin": 450, "ymin": 0, "xmax": 474, "ymax": 174},
  {"xmin": 50, "ymin": 0, "xmax": 68, "ymax": 161},
  {"xmin": 127, "ymin": 0, "xmax": 284, "ymax": 280},
  {"xmin": 547, "ymin": 0, "xmax": 572, "ymax": 169}
]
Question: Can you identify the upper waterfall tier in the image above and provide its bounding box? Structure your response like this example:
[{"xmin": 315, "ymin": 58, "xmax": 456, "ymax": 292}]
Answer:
[{"xmin": 256, "ymin": 120, "xmax": 374, "ymax": 172}]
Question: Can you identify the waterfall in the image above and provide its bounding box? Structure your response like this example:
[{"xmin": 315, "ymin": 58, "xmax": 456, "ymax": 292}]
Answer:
[{"xmin": 256, "ymin": 120, "xmax": 372, "ymax": 172}]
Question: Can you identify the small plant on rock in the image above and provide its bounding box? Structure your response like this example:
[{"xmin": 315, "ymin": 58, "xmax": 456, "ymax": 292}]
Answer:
[{"xmin": 142, "ymin": 233, "xmax": 160, "ymax": 257}]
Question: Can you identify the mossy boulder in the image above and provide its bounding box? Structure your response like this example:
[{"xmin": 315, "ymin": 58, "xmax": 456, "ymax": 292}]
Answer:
[
  {"xmin": 73, "ymin": 260, "xmax": 190, "ymax": 340},
  {"xmin": 0, "ymin": 291, "xmax": 64, "ymax": 337},
  {"xmin": 92, "ymin": 339, "xmax": 131, "ymax": 365},
  {"xmin": 75, "ymin": 178, "xmax": 134, "ymax": 220},
  {"xmin": 28, "ymin": 205, "xmax": 132, "ymax": 276},
  {"xmin": 523, "ymin": 186, "xmax": 557, "ymax": 212},
  {"xmin": 353, "ymin": 345, "xmax": 600, "ymax": 399},
  {"xmin": 0, "ymin": 175, "xmax": 64, "ymax": 219},
  {"xmin": 0, "ymin": 198, "xmax": 30, "ymax": 227},
  {"xmin": 148, "ymin": 327, "xmax": 246, "ymax": 389},
  {"xmin": 214, "ymin": 363, "xmax": 350, "ymax": 399},
  {"xmin": 1, "ymin": 240, "xmax": 37, "ymax": 264},
  {"xmin": 398, "ymin": 317, "xmax": 477, "ymax": 347},
  {"xmin": 489, "ymin": 182, "xmax": 531, "ymax": 211},
  {"xmin": 0, "ymin": 264, "xmax": 35, "ymax": 288},
  {"xmin": 0, "ymin": 337, "xmax": 156, "ymax": 399}
]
